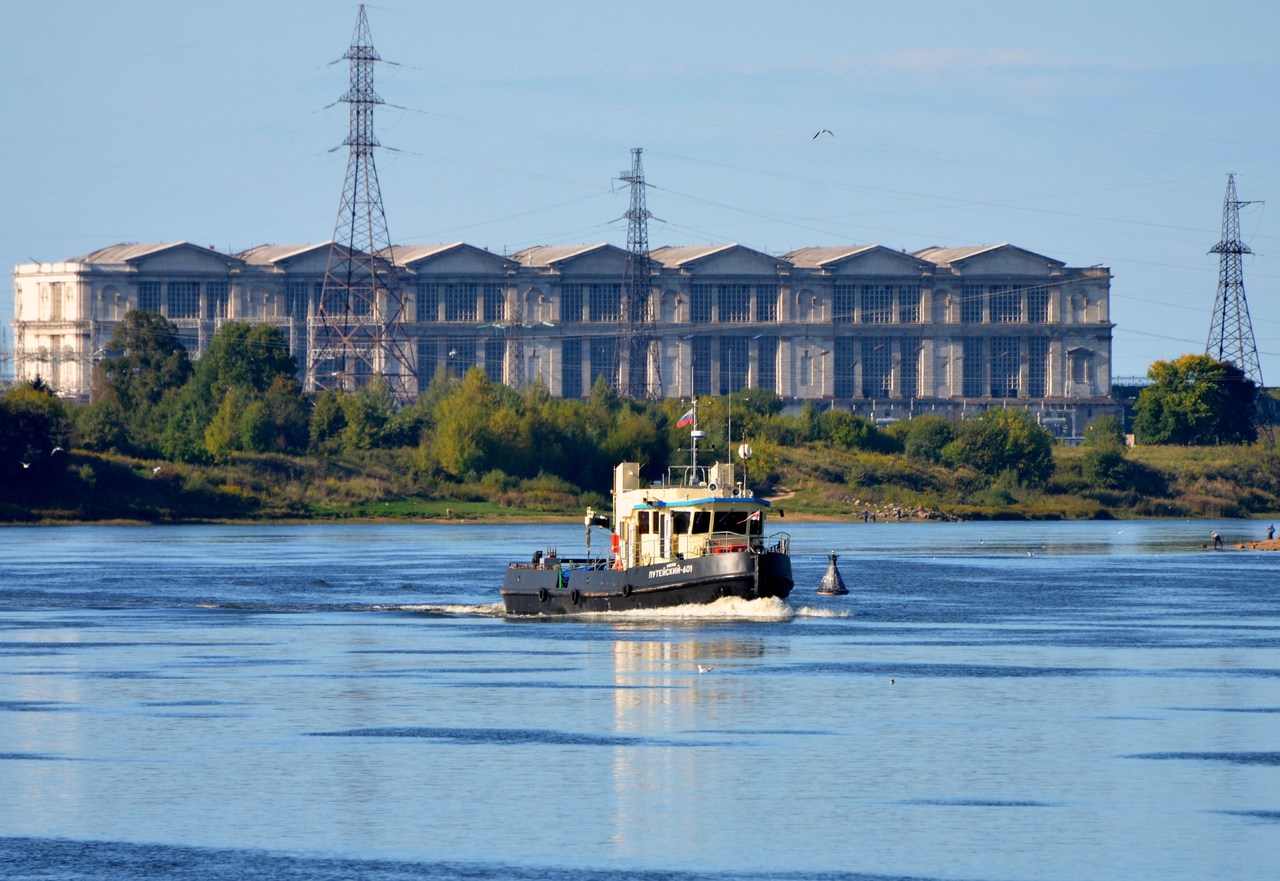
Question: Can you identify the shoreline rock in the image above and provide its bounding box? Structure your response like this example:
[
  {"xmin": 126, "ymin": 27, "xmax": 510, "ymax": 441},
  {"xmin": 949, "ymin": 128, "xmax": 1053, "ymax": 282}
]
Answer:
[{"xmin": 1235, "ymin": 538, "xmax": 1280, "ymax": 551}]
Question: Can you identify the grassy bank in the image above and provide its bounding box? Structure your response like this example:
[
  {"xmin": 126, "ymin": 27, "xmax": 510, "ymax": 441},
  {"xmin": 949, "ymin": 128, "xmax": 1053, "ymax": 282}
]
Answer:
[{"xmin": 4, "ymin": 443, "xmax": 1279, "ymax": 525}]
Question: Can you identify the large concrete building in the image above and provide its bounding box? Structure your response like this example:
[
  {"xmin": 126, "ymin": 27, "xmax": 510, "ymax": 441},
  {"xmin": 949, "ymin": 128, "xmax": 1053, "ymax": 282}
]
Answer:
[{"xmin": 11, "ymin": 239, "xmax": 1115, "ymax": 432}]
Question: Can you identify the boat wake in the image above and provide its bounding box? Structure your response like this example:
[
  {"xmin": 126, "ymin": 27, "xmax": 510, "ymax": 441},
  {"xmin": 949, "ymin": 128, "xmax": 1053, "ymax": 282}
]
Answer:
[
  {"xmin": 394, "ymin": 602, "xmax": 508, "ymax": 617},
  {"xmin": 793, "ymin": 604, "xmax": 854, "ymax": 619},
  {"xmin": 194, "ymin": 598, "xmax": 849, "ymax": 620},
  {"xmin": 397, "ymin": 596, "xmax": 850, "ymax": 621}
]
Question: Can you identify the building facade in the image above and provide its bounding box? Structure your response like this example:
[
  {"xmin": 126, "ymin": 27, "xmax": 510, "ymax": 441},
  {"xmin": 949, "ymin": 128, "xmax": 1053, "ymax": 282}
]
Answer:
[{"xmin": 12, "ymin": 239, "xmax": 1115, "ymax": 432}]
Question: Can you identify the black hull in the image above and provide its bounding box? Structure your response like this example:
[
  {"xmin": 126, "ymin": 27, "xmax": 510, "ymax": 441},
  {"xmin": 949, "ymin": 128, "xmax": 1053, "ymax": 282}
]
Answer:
[{"xmin": 501, "ymin": 551, "xmax": 793, "ymax": 616}]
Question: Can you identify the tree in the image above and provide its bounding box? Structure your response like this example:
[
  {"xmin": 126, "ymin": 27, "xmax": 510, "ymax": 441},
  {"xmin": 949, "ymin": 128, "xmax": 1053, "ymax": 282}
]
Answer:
[
  {"xmin": 943, "ymin": 407, "xmax": 1055, "ymax": 486},
  {"xmin": 0, "ymin": 383, "xmax": 74, "ymax": 490},
  {"xmin": 1082, "ymin": 444, "xmax": 1129, "ymax": 489},
  {"xmin": 192, "ymin": 322, "xmax": 298, "ymax": 400},
  {"xmin": 1080, "ymin": 414, "xmax": 1129, "ymax": 489},
  {"xmin": 96, "ymin": 311, "xmax": 191, "ymax": 413},
  {"xmin": 75, "ymin": 398, "xmax": 130, "ymax": 453},
  {"xmin": 1082, "ymin": 414, "xmax": 1124, "ymax": 447},
  {"xmin": 903, "ymin": 414, "xmax": 955, "ymax": 463},
  {"xmin": 817, "ymin": 409, "xmax": 880, "ymax": 450},
  {"xmin": 340, "ymin": 376, "xmax": 396, "ymax": 452},
  {"xmin": 94, "ymin": 311, "xmax": 192, "ymax": 453},
  {"xmin": 1133, "ymin": 354, "xmax": 1258, "ymax": 445},
  {"xmin": 262, "ymin": 378, "xmax": 311, "ymax": 453},
  {"xmin": 431, "ymin": 368, "xmax": 507, "ymax": 478},
  {"xmin": 310, "ymin": 390, "xmax": 347, "ymax": 453}
]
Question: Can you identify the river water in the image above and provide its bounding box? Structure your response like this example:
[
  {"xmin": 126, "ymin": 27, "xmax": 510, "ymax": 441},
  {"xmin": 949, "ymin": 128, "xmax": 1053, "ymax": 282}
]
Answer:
[{"xmin": 1, "ymin": 520, "xmax": 1278, "ymax": 880}]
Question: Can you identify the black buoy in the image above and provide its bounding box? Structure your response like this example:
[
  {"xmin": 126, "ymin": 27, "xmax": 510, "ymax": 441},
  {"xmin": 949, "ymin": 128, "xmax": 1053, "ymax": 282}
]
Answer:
[{"xmin": 817, "ymin": 550, "xmax": 848, "ymax": 595}]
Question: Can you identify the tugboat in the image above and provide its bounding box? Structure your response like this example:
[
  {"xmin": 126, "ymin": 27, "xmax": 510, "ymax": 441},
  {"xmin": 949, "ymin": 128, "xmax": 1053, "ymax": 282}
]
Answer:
[{"xmin": 501, "ymin": 403, "xmax": 793, "ymax": 615}]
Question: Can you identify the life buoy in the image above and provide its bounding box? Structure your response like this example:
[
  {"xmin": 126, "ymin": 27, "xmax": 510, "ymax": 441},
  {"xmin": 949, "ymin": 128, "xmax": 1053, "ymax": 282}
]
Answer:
[
  {"xmin": 570, "ymin": 589, "xmax": 580, "ymax": 605},
  {"xmin": 538, "ymin": 587, "xmax": 548, "ymax": 602},
  {"xmin": 611, "ymin": 533, "xmax": 620, "ymax": 556}
]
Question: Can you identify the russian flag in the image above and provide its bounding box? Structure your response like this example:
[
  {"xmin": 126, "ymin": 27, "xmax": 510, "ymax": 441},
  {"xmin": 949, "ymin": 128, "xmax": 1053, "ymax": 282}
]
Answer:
[{"xmin": 676, "ymin": 408, "xmax": 695, "ymax": 428}]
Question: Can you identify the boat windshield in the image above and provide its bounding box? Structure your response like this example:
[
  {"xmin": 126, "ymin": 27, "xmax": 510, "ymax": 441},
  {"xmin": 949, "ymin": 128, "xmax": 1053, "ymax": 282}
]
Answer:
[
  {"xmin": 713, "ymin": 511, "xmax": 762, "ymax": 537},
  {"xmin": 669, "ymin": 509, "xmax": 762, "ymax": 536}
]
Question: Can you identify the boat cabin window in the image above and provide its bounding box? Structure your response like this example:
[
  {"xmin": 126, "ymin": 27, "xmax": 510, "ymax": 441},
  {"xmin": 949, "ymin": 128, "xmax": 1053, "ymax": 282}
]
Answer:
[
  {"xmin": 637, "ymin": 510, "xmax": 651, "ymax": 535},
  {"xmin": 672, "ymin": 512, "xmax": 690, "ymax": 535},
  {"xmin": 692, "ymin": 511, "xmax": 711, "ymax": 534},
  {"xmin": 713, "ymin": 511, "xmax": 762, "ymax": 536}
]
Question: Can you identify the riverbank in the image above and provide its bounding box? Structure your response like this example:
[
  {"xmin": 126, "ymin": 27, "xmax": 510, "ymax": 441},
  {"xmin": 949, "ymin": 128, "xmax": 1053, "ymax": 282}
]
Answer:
[{"xmin": 4, "ymin": 445, "xmax": 1280, "ymax": 525}]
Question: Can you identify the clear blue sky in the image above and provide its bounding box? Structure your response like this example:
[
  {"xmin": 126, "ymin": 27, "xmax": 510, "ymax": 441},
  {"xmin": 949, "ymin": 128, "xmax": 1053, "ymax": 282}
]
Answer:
[{"xmin": 4, "ymin": 0, "xmax": 1278, "ymax": 382}]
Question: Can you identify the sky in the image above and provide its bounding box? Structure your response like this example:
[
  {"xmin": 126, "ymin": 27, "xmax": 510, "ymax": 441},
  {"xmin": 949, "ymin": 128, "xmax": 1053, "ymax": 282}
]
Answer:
[{"xmin": 3, "ymin": 0, "xmax": 1279, "ymax": 383}]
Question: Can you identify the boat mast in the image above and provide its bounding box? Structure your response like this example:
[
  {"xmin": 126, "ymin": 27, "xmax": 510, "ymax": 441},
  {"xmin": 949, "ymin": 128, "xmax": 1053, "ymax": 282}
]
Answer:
[{"xmin": 688, "ymin": 398, "xmax": 704, "ymax": 485}]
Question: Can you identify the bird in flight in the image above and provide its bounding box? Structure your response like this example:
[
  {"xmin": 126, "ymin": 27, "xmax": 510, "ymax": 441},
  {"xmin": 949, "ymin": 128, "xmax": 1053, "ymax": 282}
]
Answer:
[{"xmin": 813, "ymin": 129, "xmax": 834, "ymax": 139}]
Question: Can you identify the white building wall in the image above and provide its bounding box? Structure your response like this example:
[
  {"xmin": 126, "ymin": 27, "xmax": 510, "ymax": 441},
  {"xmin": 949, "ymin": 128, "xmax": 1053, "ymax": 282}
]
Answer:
[{"xmin": 12, "ymin": 243, "xmax": 1117, "ymax": 433}]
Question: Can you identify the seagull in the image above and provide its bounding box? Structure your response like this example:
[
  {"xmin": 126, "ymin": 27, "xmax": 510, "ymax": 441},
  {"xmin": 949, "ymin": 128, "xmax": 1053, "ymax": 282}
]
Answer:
[
  {"xmin": 152, "ymin": 466, "xmax": 162, "ymax": 475},
  {"xmin": 51, "ymin": 446, "xmax": 64, "ymax": 455},
  {"xmin": 21, "ymin": 462, "xmax": 30, "ymax": 469},
  {"xmin": 813, "ymin": 129, "xmax": 834, "ymax": 139},
  {"xmin": 697, "ymin": 664, "xmax": 715, "ymax": 674}
]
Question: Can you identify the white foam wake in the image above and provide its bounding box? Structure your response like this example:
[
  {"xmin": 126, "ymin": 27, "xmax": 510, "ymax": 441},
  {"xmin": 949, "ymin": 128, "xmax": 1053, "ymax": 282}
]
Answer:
[
  {"xmin": 792, "ymin": 604, "xmax": 854, "ymax": 619},
  {"xmin": 568, "ymin": 595, "xmax": 796, "ymax": 622},
  {"xmin": 394, "ymin": 602, "xmax": 508, "ymax": 617},
  {"xmin": 394, "ymin": 595, "xmax": 798, "ymax": 621}
]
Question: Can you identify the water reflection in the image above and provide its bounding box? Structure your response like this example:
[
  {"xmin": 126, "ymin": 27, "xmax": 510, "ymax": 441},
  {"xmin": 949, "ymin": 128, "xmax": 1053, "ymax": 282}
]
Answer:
[{"xmin": 607, "ymin": 634, "xmax": 769, "ymax": 859}]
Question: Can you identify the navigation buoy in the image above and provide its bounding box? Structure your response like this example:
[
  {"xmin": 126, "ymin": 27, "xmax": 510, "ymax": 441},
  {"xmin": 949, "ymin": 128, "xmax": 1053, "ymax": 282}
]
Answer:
[{"xmin": 817, "ymin": 551, "xmax": 848, "ymax": 596}]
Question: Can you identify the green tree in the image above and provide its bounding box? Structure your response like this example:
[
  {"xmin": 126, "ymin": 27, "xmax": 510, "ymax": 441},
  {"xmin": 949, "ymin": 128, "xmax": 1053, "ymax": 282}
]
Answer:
[
  {"xmin": 431, "ymin": 368, "xmax": 507, "ymax": 477},
  {"xmin": 0, "ymin": 383, "xmax": 74, "ymax": 490},
  {"xmin": 94, "ymin": 311, "xmax": 192, "ymax": 453},
  {"xmin": 204, "ymin": 386, "xmax": 252, "ymax": 462},
  {"xmin": 96, "ymin": 311, "xmax": 192, "ymax": 413},
  {"xmin": 157, "ymin": 383, "xmax": 214, "ymax": 463},
  {"xmin": 943, "ymin": 407, "xmax": 1055, "ymax": 486},
  {"xmin": 903, "ymin": 414, "xmax": 955, "ymax": 463},
  {"xmin": 729, "ymin": 388, "xmax": 784, "ymax": 440},
  {"xmin": 1133, "ymin": 354, "xmax": 1258, "ymax": 445},
  {"xmin": 1083, "ymin": 414, "xmax": 1125, "ymax": 447},
  {"xmin": 310, "ymin": 390, "xmax": 347, "ymax": 453},
  {"xmin": 340, "ymin": 376, "xmax": 396, "ymax": 452},
  {"xmin": 75, "ymin": 398, "xmax": 130, "ymax": 453},
  {"xmin": 817, "ymin": 409, "xmax": 878, "ymax": 449},
  {"xmin": 1082, "ymin": 444, "xmax": 1129, "ymax": 489},
  {"xmin": 1080, "ymin": 413, "xmax": 1129, "ymax": 489},
  {"xmin": 262, "ymin": 377, "xmax": 311, "ymax": 453},
  {"xmin": 192, "ymin": 322, "xmax": 297, "ymax": 400}
]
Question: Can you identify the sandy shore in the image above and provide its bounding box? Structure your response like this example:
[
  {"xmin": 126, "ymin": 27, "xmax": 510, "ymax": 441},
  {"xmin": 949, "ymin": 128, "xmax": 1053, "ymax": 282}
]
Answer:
[{"xmin": 1234, "ymin": 538, "xmax": 1280, "ymax": 551}]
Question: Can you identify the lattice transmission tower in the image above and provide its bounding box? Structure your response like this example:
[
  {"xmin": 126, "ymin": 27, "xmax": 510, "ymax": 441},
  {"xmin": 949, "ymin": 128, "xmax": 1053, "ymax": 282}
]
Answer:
[
  {"xmin": 1206, "ymin": 173, "xmax": 1264, "ymax": 388},
  {"xmin": 306, "ymin": 5, "xmax": 417, "ymax": 400},
  {"xmin": 617, "ymin": 147, "xmax": 661, "ymax": 399}
]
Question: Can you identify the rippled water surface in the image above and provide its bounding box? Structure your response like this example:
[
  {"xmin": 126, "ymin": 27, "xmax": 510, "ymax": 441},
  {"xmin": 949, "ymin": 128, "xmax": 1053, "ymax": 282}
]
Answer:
[{"xmin": 2, "ymin": 520, "xmax": 1279, "ymax": 880}]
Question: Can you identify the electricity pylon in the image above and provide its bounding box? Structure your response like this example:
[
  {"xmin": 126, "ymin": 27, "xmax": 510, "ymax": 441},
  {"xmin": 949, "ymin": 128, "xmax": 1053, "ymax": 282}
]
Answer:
[
  {"xmin": 617, "ymin": 147, "xmax": 661, "ymax": 399},
  {"xmin": 307, "ymin": 5, "xmax": 417, "ymax": 401}
]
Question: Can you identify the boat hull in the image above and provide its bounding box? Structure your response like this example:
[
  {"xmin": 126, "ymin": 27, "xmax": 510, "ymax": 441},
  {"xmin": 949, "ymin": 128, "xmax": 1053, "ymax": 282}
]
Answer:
[{"xmin": 501, "ymin": 550, "xmax": 793, "ymax": 615}]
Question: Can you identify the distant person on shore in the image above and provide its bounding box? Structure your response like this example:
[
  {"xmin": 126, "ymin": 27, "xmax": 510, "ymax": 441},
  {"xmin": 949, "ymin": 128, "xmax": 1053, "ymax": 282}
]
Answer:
[
  {"xmin": 1211, "ymin": 530, "xmax": 1223, "ymax": 549},
  {"xmin": 1268, "ymin": 524, "xmax": 1275, "ymax": 541}
]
